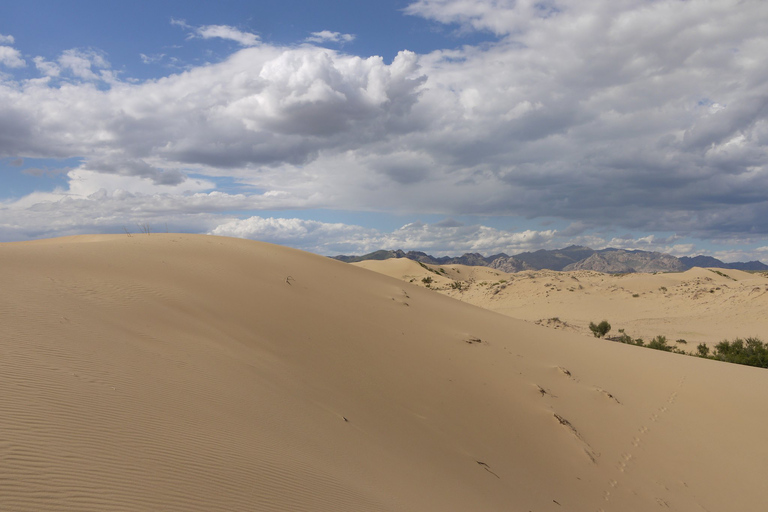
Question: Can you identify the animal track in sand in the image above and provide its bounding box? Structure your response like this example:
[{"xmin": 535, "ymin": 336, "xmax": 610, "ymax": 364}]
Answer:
[{"xmin": 599, "ymin": 375, "xmax": 687, "ymax": 509}]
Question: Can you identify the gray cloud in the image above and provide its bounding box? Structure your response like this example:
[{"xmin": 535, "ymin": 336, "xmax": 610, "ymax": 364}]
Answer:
[
  {"xmin": 1, "ymin": 0, "xmax": 767, "ymax": 248},
  {"xmin": 85, "ymin": 158, "xmax": 188, "ymax": 186}
]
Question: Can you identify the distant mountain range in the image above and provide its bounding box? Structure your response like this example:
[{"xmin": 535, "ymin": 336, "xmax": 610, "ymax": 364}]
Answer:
[{"xmin": 333, "ymin": 246, "xmax": 768, "ymax": 274}]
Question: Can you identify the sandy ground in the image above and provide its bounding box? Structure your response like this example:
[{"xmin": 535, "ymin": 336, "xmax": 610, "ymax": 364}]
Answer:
[
  {"xmin": 2, "ymin": 234, "xmax": 767, "ymax": 511},
  {"xmin": 354, "ymin": 258, "xmax": 768, "ymax": 346}
]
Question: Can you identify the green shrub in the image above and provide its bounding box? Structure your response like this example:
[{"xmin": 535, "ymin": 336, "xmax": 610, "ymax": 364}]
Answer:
[
  {"xmin": 422, "ymin": 276, "xmax": 433, "ymax": 285},
  {"xmin": 711, "ymin": 337, "xmax": 768, "ymax": 368},
  {"xmin": 647, "ymin": 335, "xmax": 673, "ymax": 352},
  {"xmin": 589, "ymin": 320, "xmax": 611, "ymax": 338}
]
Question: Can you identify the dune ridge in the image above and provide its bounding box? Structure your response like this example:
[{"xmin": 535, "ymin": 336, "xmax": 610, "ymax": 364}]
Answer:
[
  {"xmin": 354, "ymin": 258, "xmax": 768, "ymax": 345},
  {"xmin": 2, "ymin": 234, "xmax": 767, "ymax": 511}
]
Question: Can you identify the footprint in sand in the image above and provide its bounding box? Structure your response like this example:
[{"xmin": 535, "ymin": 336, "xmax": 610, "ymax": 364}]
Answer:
[{"xmin": 603, "ymin": 377, "xmax": 686, "ymax": 509}]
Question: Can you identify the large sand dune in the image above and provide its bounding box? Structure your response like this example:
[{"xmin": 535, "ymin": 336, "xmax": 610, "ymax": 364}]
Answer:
[
  {"xmin": 2, "ymin": 234, "xmax": 767, "ymax": 511},
  {"xmin": 354, "ymin": 258, "xmax": 768, "ymax": 345}
]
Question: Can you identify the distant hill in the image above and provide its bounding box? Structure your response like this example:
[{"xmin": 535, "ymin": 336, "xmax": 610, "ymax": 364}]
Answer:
[
  {"xmin": 334, "ymin": 247, "xmax": 767, "ymax": 274},
  {"xmin": 512, "ymin": 245, "xmax": 596, "ymax": 271},
  {"xmin": 679, "ymin": 256, "xmax": 768, "ymax": 271},
  {"xmin": 563, "ymin": 250, "xmax": 686, "ymax": 273}
]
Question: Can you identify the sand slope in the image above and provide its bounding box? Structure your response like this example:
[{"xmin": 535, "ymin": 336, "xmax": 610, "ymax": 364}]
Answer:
[
  {"xmin": 2, "ymin": 235, "xmax": 768, "ymax": 511},
  {"xmin": 354, "ymin": 258, "xmax": 768, "ymax": 345}
]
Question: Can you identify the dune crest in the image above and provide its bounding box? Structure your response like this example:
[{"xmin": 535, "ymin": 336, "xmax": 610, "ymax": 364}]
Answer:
[
  {"xmin": 2, "ymin": 234, "xmax": 767, "ymax": 511},
  {"xmin": 354, "ymin": 258, "xmax": 768, "ymax": 345}
]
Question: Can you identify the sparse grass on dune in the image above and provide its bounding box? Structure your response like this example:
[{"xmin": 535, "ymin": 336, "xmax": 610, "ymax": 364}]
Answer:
[{"xmin": 3, "ymin": 235, "xmax": 768, "ymax": 511}]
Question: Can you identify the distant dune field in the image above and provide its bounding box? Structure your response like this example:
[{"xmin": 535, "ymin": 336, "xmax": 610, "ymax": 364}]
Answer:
[
  {"xmin": 354, "ymin": 258, "xmax": 768, "ymax": 346},
  {"xmin": 2, "ymin": 234, "xmax": 768, "ymax": 511}
]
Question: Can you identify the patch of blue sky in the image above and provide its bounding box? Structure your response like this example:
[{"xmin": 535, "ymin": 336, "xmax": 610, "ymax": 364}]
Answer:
[
  {"xmin": 215, "ymin": 208, "xmax": 553, "ymax": 237},
  {"xmin": 2, "ymin": 0, "xmax": 500, "ymax": 83},
  {"xmin": 0, "ymin": 157, "xmax": 79, "ymax": 199},
  {"xmin": 186, "ymin": 174, "xmax": 248, "ymax": 195}
]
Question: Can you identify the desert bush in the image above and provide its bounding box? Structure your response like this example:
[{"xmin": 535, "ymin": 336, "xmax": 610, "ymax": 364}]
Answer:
[
  {"xmin": 418, "ymin": 262, "xmax": 441, "ymax": 276},
  {"xmin": 422, "ymin": 276, "xmax": 433, "ymax": 285},
  {"xmin": 647, "ymin": 335, "xmax": 673, "ymax": 352},
  {"xmin": 711, "ymin": 337, "xmax": 768, "ymax": 368},
  {"xmin": 589, "ymin": 320, "xmax": 611, "ymax": 338}
]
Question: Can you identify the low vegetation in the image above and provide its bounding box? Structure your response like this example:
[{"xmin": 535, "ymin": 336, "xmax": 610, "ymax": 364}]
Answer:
[
  {"xmin": 597, "ymin": 322, "xmax": 768, "ymax": 369},
  {"xmin": 588, "ymin": 320, "xmax": 611, "ymax": 338},
  {"xmin": 708, "ymin": 337, "xmax": 768, "ymax": 368},
  {"xmin": 709, "ymin": 269, "xmax": 736, "ymax": 281}
]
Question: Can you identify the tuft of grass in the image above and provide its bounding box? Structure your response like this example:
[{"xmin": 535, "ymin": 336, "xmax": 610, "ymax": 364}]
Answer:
[{"xmin": 709, "ymin": 269, "xmax": 736, "ymax": 281}]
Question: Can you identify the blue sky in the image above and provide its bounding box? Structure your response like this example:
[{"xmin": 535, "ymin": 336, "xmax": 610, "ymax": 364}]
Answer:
[{"xmin": 1, "ymin": 0, "xmax": 768, "ymax": 262}]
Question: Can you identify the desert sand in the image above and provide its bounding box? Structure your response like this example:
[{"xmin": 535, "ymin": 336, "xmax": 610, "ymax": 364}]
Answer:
[
  {"xmin": 354, "ymin": 258, "xmax": 768, "ymax": 346},
  {"xmin": 2, "ymin": 234, "xmax": 768, "ymax": 511}
]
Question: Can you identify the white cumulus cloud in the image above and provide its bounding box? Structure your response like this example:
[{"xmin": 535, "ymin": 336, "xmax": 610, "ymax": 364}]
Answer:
[
  {"xmin": 0, "ymin": 46, "xmax": 25, "ymax": 68},
  {"xmin": 210, "ymin": 216, "xmax": 557, "ymax": 255},
  {"xmin": 57, "ymin": 48, "xmax": 113, "ymax": 81},
  {"xmin": 305, "ymin": 31, "xmax": 356, "ymax": 44},
  {"xmin": 172, "ymin": 19, "xmax": 260, "ymax": 46},
  {"xmin": 1, "ymin": 0, "xmax": 768, "ymax": 254},
  {"xmin": 32, "ymin": 56, "xmax": 60, "ymax": 76}
]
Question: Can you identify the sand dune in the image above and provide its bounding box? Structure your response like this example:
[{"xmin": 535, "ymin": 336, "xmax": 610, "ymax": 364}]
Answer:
[
  {"xmin": 2, "ymin": 234, "xmax": 768, "ymax": 511},
  {"xmin": 354, "ymin": 258, "xmax": 768, "ymax": 345}
]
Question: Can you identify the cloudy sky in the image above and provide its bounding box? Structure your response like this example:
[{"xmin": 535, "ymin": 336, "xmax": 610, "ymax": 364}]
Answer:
[{"xmin": 2, "ymin": 0, "xmax": 767, "ymax": 261}]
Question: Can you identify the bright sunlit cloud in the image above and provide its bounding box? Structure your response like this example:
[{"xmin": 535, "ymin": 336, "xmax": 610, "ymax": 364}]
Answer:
[{"xmin": 1, "ymin": 0, "xmax": 767, "ymax": 261}]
